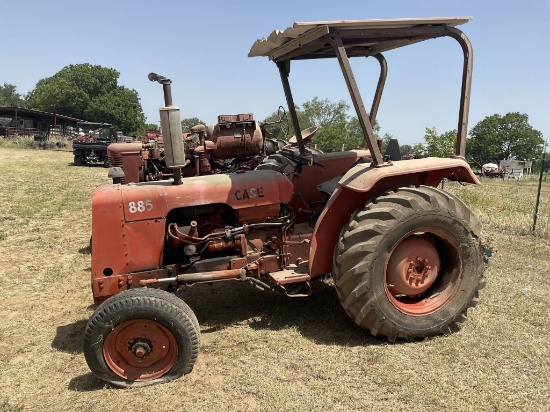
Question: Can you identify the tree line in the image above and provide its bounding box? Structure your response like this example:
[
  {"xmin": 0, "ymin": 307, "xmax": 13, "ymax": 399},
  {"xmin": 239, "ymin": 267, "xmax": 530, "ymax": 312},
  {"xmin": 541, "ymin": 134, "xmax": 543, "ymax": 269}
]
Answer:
[
  {"xmin": 260, "ymin": 100, "xmax": 545, "ymax": 167},
  {"xmin": 1, "ymin": 64, "xmax": 151, "ymax": 135},
  {"xmin": 1, "ymin": 63, "xmax": 545, "ymax": 165}
]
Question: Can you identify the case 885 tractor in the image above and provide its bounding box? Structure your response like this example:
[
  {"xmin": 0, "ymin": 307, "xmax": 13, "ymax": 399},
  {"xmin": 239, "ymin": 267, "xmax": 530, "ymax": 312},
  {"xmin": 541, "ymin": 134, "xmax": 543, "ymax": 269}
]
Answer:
[{"xmin": 84, "ymin": 17, "xmax": 487, "ymax": 387}]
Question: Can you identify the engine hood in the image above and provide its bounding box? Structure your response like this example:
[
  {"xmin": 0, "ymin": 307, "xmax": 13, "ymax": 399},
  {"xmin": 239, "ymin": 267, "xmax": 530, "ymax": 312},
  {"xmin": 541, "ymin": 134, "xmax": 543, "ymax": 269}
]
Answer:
[{"xmin": 93, "ymin": 169, "xmax": 295, "ymax": 223}]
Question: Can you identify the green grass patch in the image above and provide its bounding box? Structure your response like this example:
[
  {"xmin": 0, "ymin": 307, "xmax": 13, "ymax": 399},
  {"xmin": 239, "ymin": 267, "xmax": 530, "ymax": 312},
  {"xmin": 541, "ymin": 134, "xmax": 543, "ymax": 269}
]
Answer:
[{"xmin": 446, "ymin": 177, "xmax": 550, "ymax": 238}]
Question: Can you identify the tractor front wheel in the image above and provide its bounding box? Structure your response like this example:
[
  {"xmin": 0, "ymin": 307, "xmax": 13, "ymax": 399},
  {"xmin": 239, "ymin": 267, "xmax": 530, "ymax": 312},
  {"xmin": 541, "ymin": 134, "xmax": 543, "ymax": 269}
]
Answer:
[
  {"xmin": 333, "ymin": 186, "xmax": 486, "ymax": 341},
  {"xmin": 84, "ymin": 288, "xmax": 200, "ymax": 387}
]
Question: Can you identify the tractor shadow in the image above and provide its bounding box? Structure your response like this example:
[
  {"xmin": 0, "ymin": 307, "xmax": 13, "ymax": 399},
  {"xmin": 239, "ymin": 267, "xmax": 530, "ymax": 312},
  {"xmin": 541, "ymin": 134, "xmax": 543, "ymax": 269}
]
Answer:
[
  {"xmin": 78, "ymin": 245, "xmax": 91, "ymax": 255},
  {"xmin": 52, "ymin": 319, "xmax": 89, "ymax": 354},
  {"xmin": 53, "ymin": 280, "xmax": 385, "ymax": 357},
  {"xmin": 69, "ymin": 162, "xmax": 108, "ymax": 168},
  {"xmin": 176, "ymin": 278, "xmax": 387, "ymax": 347},
  {"xmin": 57, "ymin": 279, "xmax": 392, "ymax": 391},
  {"xmin": 68, "ymin": 374, "xmax": 107, "ymax": 392}
]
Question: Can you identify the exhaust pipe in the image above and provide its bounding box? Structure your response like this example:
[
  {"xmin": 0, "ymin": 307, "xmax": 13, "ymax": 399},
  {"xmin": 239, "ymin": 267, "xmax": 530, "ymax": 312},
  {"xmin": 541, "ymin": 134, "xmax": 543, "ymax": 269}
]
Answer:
[{"xmin": 148, "ymin": 73, "xmax": 185, "ymax": 185}]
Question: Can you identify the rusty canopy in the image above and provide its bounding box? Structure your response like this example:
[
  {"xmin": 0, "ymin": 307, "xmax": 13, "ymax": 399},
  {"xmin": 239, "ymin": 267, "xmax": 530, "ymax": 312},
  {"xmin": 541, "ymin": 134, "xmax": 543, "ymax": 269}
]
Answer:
[{"xmin": 249, "ymin": 17, "xmax": 473, "ymax": 164}]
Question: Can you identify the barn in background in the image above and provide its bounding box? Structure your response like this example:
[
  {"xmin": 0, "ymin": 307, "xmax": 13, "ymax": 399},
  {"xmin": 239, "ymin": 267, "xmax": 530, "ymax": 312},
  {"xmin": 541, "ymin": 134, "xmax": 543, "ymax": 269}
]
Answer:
[{"xmin": 0, "ymin": 106, "xmax": 83, "ymax": 138}]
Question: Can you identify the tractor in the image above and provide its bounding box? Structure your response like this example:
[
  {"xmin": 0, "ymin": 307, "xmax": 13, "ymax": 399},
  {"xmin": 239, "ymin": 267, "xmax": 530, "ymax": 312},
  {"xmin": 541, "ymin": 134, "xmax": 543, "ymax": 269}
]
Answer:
[{"xmin": 83, "ymin": 17, "xmax": 487, "ymax": 387}]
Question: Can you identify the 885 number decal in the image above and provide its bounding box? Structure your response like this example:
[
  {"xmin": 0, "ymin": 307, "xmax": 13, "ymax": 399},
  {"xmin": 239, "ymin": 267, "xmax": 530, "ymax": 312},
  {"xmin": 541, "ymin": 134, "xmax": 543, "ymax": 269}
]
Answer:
[{"xmin": 128, "ymin": 200, "xmax": 153, "ymax": 213}]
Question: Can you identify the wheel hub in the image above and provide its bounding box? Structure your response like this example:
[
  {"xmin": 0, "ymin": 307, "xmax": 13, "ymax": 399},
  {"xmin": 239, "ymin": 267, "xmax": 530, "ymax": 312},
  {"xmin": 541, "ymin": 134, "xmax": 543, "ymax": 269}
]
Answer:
[
  {"xmin": 386, "ymin": 237, "xmax": 440, "ymax": 296},
  {"xmin": 103, "ymin": 319, "xmax": 177, "ymax": 381},
  {"xmin": 131, "ymin": 340, "xmax": 152, "ymax": 358}
]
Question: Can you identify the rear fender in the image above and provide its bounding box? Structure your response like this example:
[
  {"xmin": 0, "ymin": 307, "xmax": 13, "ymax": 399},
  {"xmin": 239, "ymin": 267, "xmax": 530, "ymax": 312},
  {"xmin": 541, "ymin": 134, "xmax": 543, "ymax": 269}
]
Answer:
[{"xmin": 308, "ymin": 157, "xmax": 479, "ymax": 277}]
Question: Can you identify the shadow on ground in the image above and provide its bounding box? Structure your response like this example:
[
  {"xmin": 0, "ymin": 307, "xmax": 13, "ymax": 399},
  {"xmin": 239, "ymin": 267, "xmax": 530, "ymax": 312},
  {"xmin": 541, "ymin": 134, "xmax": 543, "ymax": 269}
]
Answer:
[
  {"xmin": 53, "ymin": 280, "xmax": 384, "ymax": 358},
  {"xmin": 52, "ymin": 319, "xmax": 88, "ymax": 354},
  {"xmin": 68, "ymin": 373, "xmax": 109, "ymax": 392},
  {"xmin": 176, "ymin": 278, "xmax": 387, "ymax": 347},
  {"xmin": 69, "ymin": 162, "xmax": 108, "ymax": 168},
  {"xmin": 56, "ymin": 278, "xmax": 393, "ymax": 391}
]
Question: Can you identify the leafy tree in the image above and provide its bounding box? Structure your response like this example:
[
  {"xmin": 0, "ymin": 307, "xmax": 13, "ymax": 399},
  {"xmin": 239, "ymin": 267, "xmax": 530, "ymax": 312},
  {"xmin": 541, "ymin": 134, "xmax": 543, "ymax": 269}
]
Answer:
[
  {"xmin": 181, "ymin": 117, "xmax": 206, "ymax": 133},
  {"xmin": 422, "ymin": 127, "xmax": 457, "ymax": 157},
  {"xmin": 346, "ymin": 116, "xmax": 383, "ymax": 151},
  {"xmin": 467, "ymin": 112, "xmax": 544, "ymax": 164},
  {"xmin": 262, "ymin": 106, "xmax": 312, "ymax": 142},
  {"xmin": 85, "ymin": 87, "xmax": 145, "ymax": 135},
  {"xmin": 400, "ymin": 144, "xmax": 414, "ymax": 156},
  {"xmin": 302, "ymin": 97, "xmax": 351, "ymax": 152},
  {"xmin": 411, "ymin": 128, "xmax": 456, "ymax": 158},
  {"xmin": 411, "ymin": 143, "xmax": 426, "ymax": 158},
  {"xmin": 263, "ymin": 97, "xmax": 384, "ymax": 152},
  {"xmin": 26, "ymin": 63, "xmax": 145, "ymax": 134},
  {"xmin": 0, "ymin": 83, "xmax": 25, "ymax": 107}
]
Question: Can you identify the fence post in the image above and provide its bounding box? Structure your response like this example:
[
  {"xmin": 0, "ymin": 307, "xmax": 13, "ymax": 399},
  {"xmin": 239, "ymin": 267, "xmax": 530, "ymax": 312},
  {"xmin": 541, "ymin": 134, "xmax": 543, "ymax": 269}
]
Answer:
[{"xmin": 532, "ymin": 140, "xmax": 548, "ymax": 234}]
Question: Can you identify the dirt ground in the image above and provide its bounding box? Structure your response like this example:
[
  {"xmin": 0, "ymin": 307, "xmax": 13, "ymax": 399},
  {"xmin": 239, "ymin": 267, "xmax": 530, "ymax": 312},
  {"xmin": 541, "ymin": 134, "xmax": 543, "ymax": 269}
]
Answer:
[{"xmin": 0, "ymin": 147, "xmax": 548, "ymax": 411}]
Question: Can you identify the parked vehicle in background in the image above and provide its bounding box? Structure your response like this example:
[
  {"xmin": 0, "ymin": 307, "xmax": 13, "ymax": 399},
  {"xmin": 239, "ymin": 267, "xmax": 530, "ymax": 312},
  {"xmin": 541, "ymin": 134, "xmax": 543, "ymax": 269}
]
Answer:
[{"xmin": 72, "ymin": 121, "xmax": 113, "ymax": 166}]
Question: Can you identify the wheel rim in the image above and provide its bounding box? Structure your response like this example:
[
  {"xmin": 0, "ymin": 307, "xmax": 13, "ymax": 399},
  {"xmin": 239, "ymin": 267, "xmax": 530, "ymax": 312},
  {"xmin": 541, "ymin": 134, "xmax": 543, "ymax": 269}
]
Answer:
[
  {"xmin": 103, "ymin": 319, "xmax": 178, "ymax": 381},
  {"xmin": 385, "ymin": 229, "xmax": 462, "ymax": 316}
]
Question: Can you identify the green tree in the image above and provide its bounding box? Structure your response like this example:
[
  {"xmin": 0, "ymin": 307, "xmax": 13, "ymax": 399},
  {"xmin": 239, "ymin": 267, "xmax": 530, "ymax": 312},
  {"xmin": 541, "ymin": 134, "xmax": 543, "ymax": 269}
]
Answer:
[
  {"xmin": 400, "ymin": 144, "xmax": 414, "ymax": 156},
  {"xmin": 85, "ymin": 87, "xmax": 145, "ymax": 135},
  {"xmin": 26, "ymin": 63, "xmax": 145, "ymax": 134},
  {"xmin": 0, "ymin": 83, "xmax": 25, "ymax": 107},
  {"xmin": 263, "ymin": 97, "xmax": 384, "ymax": 152},
  {"xmin": 410, "ymin": 128, "xmax": 456, "ymax": 158},
  {"xmin": 346, "ymin": 116, "xmax": 383, "ymax": 151},
  {"xmin": 302, "ymin": 97, "xmax": 350, "ymax": 152},
  {"xmin": 262, "ymin": 106, "xmax": 312, "ymax": 142},
  {"xmin": 422, "ymin": 127, "xmax": 457, "ymax": 157},
  {"xmin": 181, "ymin": 117, "xmax": 206, "ymax": 133},
  {"xmin": 467, "ymin": 112, "xmax": 544, "ymax": 164},
  {"xmin": 411, "ymin": 143, "xmax": 426, "ymax": 158}
]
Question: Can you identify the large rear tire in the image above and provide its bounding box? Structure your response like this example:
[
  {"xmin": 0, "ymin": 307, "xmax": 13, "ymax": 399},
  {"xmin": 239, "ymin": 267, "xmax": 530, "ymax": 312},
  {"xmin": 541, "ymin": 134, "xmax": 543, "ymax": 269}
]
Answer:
[
  {"xmin": 333, "ymin": 186, "xmax": 486, "ymax": 341},
  {"xmin": 84, "ymin": 288, "xmax": 200, "ymax": 387}
]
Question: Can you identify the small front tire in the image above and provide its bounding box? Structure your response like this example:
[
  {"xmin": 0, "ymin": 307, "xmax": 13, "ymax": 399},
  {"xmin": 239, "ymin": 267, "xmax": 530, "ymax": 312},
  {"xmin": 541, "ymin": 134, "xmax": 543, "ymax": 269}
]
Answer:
[{"xmin": 84, "ymin": 288, "xmax": 200, "ymax": 388}]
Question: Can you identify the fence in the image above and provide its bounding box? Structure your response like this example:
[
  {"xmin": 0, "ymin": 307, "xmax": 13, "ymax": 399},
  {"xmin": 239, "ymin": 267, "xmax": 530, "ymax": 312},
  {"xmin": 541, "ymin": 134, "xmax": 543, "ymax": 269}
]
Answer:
[
  {"xmin": 444, "ymin": 174, "xmax": 550, "ymax": 238},
  {"xmin": 4, "ymin": 126, "xmax": 40, "ymax": 137}
]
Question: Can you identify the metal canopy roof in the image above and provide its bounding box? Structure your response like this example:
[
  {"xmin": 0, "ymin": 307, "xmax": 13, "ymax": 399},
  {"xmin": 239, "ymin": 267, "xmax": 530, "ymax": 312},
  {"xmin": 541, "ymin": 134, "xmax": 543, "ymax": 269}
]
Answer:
[{"xmin": 249, "ymin": 17, "xmax": 471, "ymax": 61}]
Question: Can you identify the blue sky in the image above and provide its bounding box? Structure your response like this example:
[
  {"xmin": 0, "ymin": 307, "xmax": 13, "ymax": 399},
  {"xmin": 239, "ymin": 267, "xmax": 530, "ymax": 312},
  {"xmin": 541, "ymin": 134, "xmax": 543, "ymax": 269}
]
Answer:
[{"xmin": 2, "ymin": 0, "xmax": 548, "ymax": 145}]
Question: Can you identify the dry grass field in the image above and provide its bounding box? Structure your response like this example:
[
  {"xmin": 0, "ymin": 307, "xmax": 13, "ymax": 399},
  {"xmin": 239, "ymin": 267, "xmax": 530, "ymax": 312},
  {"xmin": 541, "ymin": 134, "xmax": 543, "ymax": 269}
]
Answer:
[{"xmin": 0, "ymin": 146, "xmax": 549, "ymax": 411}]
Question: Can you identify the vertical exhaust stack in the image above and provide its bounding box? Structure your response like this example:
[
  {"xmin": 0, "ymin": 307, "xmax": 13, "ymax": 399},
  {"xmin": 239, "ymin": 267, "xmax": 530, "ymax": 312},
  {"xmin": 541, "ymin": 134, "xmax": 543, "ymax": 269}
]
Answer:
[{"xmin": 148, "ymin": 73, "xmax": 185, "ymax": 185}]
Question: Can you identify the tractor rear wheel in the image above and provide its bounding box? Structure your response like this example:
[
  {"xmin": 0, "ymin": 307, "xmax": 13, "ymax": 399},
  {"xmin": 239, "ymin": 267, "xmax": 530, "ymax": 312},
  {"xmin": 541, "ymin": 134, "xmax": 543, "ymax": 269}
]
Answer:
[
  {"xmin": 84, "ymin": 288, "xmax": 200, "ymax": 387},
  {"xmin": 333, "ymin": 186, "xmax": 486, "ymax": 341}
]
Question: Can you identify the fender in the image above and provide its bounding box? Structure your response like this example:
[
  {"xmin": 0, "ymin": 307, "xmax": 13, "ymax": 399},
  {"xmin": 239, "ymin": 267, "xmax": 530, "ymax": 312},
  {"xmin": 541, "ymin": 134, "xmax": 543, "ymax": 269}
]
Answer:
[{"xmin": 308, "ymin": 157, "xmax": 480, "ymax": 277}]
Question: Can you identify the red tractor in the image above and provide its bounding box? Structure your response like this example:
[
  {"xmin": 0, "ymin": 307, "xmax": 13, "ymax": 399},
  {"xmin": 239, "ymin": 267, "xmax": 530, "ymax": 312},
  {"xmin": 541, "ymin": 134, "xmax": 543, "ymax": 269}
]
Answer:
[{"xmin": 84, "ymin": 17, "xmax": 487, "ymax": 387}]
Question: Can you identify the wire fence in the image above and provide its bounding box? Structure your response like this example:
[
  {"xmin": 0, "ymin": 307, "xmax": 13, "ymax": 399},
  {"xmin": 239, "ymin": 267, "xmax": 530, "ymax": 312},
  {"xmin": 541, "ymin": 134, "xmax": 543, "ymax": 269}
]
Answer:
[{"xmin": 444, "ymin": 174, "xmax": 550, "ymax": 239}]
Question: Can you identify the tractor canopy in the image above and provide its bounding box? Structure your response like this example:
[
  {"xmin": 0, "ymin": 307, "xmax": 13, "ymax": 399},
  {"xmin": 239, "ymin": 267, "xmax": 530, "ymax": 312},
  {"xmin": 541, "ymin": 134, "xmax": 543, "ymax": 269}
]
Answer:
[{"xmin": 249, "ymin": 17, "xmax": 473, "ymax": 165}]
